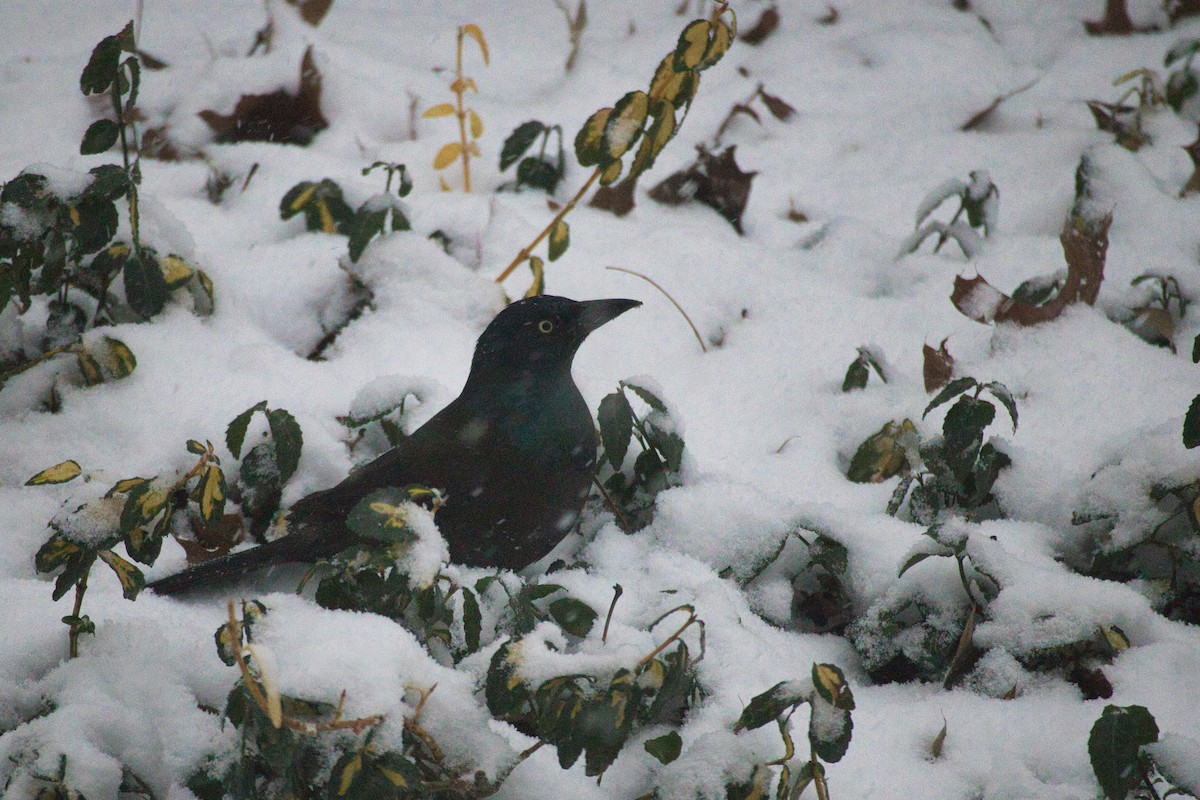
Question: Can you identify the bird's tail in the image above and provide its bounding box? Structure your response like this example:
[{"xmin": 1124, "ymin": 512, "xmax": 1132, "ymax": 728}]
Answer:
[{"xmin": 146, "ymin": 530, "xmax": 319, "ymax": 596}]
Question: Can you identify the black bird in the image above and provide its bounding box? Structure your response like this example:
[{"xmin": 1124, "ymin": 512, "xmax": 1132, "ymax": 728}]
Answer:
[{"xmin": 148, "ymin": 295, "xmax": 640, "ymax": 595}]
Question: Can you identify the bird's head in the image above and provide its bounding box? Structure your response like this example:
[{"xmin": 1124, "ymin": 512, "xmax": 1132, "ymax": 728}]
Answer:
[{"xmin": 469, "ymin": 295, "xmax": 641, "ymax": 380}]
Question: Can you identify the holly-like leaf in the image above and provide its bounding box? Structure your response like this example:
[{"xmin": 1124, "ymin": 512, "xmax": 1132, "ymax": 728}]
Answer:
[
  {"xmin": 26, "ymin": 460, "xmax": 82, "ymax": 486},
  {"xmin": 80, "ymin": 119, "xmax": 120, "ymax": 155},
  {"xmin": 266, "ymin": 407, "xmax": 303, "ymax": 482},
  {"xmin": 644, "ymin": 731, "xmax": 683, "ymax": 765},
  {"xmin": 226, "ymin": 401, "xmax": 267, "ymax": 458},
  {"xmin": 598, "ymin": 390, "xmax": 634, "ymax": 469},
  {"xmin": 548, "ymin": 597, "xmax": 597, "ymax": 637},
  {"xmin": 1088, "ymin": 705, "xmax": 1159, "ymax": 800}
]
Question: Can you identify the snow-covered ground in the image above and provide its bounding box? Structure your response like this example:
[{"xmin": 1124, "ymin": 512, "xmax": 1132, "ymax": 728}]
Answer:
[{"xmin": 2, "ymin": 1, "xmax": 1200, "ymax": 798}]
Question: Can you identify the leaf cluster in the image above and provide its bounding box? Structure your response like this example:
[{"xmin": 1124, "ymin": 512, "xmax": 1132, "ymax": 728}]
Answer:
[
  {"xmin": 485, "ymin": 610, "xmax": 700, "ymax": 779},
  {"xmin": 898, "ymin": 170, "xmax": 998, "ymax": 259},
  {"xmin": 424, "ymin": 25, "xmax": 489, "ymax": 192},
  {"xmin": 848, "ymin": 378, "xmax": 1016, "ymax": 524},
  {"xmin": 227, "ymin": 401, "xmax": 305, "ymax": 538},
  {"xmin": 728, "ymin": 664, "xmax": 856, "ymax": 800},
  {"xmin": 596, "ymin": 379, "xmax": 685, "ymax": 531},
  {"xmin": 499, "ymin": 121, "xmax": 566, "ymax": 194},
  {"xmin": 279, "ymin": 164, "xmax": 412, "ymax": 263}
]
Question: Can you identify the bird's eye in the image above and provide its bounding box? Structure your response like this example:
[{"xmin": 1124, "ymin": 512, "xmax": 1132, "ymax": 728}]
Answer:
[{"xmin": 538, "ymin": 320, "xmax": 554, "ymax": 333}]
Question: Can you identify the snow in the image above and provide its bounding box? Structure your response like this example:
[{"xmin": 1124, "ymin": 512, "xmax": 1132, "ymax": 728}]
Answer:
[{"xmin": 2, "ymin": 0, "xmax": 1200, "ymax": 798}]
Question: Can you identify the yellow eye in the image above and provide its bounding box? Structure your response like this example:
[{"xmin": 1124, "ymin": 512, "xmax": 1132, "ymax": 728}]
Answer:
[{"xmin": 538, "ymin": 320, "xmax": 554, "ymax": 333}]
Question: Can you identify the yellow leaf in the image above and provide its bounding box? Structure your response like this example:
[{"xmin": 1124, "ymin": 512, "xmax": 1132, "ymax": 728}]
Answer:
[
  {"xmin": 630, "ymin": 100, "xmax": 676, "ymax": 177},
  {"xmin": 289, "ymin": 184, "xmax": 317, "ymax": 213},
  {"xmin": 98, "ymin": 549, "xmax": 144, "ymax": 600},
  {"xmin": 814, "ymin": 663, "xmax": 844, "ymax": 701},
  {"xmin": 68, "ymin": 206, "xmax": 81, "ymax": 226},
  {"xmin": 133, "ymin": 488, "xmax": 169, "ymax": 523},
  {"xmin": 160, "ymin": 254, "xmax": 194, "ymax": 288},
  {"xmin": 674, "ymin": 19, "xmax": 711, "ymax": 71},
  {"xmin": 700, "ymin": 18, "xmax": 733, "ymax": 69},
  {"xmin": 109, "ymin": 477, "xmax": 148, "ymax": 496},
  {"xmin": 316, "ymin": 199, "xmax": 337, "ymax": 233},
  {"xmin": 464, "ymin": 77, "xmax": 479, "ymax": 94},
  {"xmin": 524, "ymin": 256, "xmax": 545, "ymax": 299},
  {"xmin": 1102, "ymin": 625, "xmax": 1130, "ymax": 651},
  {"xmin": 468, "ymin": 108, "xmax": 484, "ymax": 139},
  {"xmin": 433, "ymin": 141, "xmax": 463, "ymax": 170},
  {"xmin": 422, "ymin": 102, "xmax": 457, "ymax": 119},
  {"xmin": 26, "ymin": 460, "xmax": 82, "ymax": 486},
  {"xmin": 200, "ymin": 465, "xmax": 225, "ymax": 523},
  {"xmin": 548, "ymin": 220, "xmax": 569, "ymax": 262},
  {"xmin": 338, "ymin": 753, "xmax": 363, "ymax": 796},
  {"xmin": 461, "ymin": 23, "xmax": 489, "ymax": 64},
  {"xmin": 467, "ymin": 140, "xmax": 481, "ymax": 157},
  {"xmin": 379, "ymin": 766, "xmax": 408, "ymax": 788},
  {"xmin": 439, "ymin": 177, "xmax": 451, "ymax": 191}
]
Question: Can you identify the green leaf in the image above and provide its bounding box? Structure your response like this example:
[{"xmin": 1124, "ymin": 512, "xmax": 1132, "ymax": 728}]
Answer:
[
  {"xmin": 80, "ymin": 119, "xmax": 120, "ymax": 155},
  {"xmin": 101, "ymin": 336, "xmax": 137, "ymax": 379},
  {"xmin": 80, "ymin": 27, "xmax": 127, "ymax": 95},
  {"xmin": 485, "ymin": 641, "xmax": 530, "ymax": 717},
  {"xmin": 623, "ymin": 381, "xmax": 667, "ymax": 413},
  {"xmin": 734, "ymin": 681, "xmax": 806, "ymax": 732},
  {"xmin": 72, "ymin": 198, "xmax": 120, "ymax": 253},
  {"xmin": 98, "ymin": 548, "xmax": 144, "ymax": 600},
  {"xmin": 266, "ymin": 408, "xmax": 303, "ymax": 482},
  {"xmin": 598, "ymin": 390, "xmax": 634, "ymax": 469},
  {"xmin": 1184, "ymin": 396, "xmax": 1200, "ymax": 449},
  {"xmin": 547, "ymin": 220, "xmax": 570, "ymax": 262},
  {"xmin": 346, "ymin": 488, "xmax": 419, "ymax": 544},
  {"xmin": 199, "ymin": 465, "xmax": 226, "ymax": 526},
  {"xmin": 123, "ymin": 250, "xmax": 168, "ymax": 318},
  {"xmin": 1191, "ymin": 333, "xmax": 1200, "ymax": 364},
  {"xmin": 941, "ymin": 396, "xmax": 995, "ymax": 468},
  {"xmin": 809, "ymin": 702, "xmax": 854, "ymax": 763},
  {"xmin": 516, "ymin": 157, "xmax": 562, "ymax": 193},
  {"xmin": 580, "ymin": 674, "xmax": 636, "ymax": 776},
  {"xmin": 923, "ymin": 376, "xmax": 978, "ymax": 419},
  {"xmin": 122, "ymin": 55, "xmax": 141, "ymax": 110},
  {"xmin": 85, "ymin": 164, "xmax": 131, "ymax": 201},
  {"xmin": 26, "ymin": 460, "xmax": 82, "ymax": 486},
  {"xmin": 462, "ymin": 587, "xmax": 482, "ymax": 653},
  {"xmin": 644, "ymin": 730, "xmax": 682, "ymax": 765},
  {"xmin": 226, "ymin": 400, "xmax": 267, "ymax": 458},
  {"xmin": 842, "ymin": 358, "xmax": 869, "ymax": 392},
  {"xmin": 347, "ymin": 206, "xmax": 387, "ymax": 262},
  {"xmin": 982, "ymin": 382, "xmax": 1018, "ymax": 431},
  {"xmin": 548, "ymin": 597, "xmax": 597, "ymax": 637},
  {"xmin": 500, "ymin": 120, "xmax": 545, "ymax": 171},
  {"xmin": 1088, "ymin": 705, "xmax": 1159, "ymax": 800}
]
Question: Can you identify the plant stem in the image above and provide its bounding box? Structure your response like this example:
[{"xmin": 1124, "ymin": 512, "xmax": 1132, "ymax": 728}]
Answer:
[
  {"xmin": 605, "ymin": 266, "xmax": 707, "ymax": 353},
  {"xmin": 455, "ymin": 27, "xmax": 472, "ymax": 193},
  {"xmin": 495, "ymin": 167, "xmax": 600, "ymax": 282},
  {"xmin": 69, "ymin": 572, "xmax": 89, "ymax": 658}
]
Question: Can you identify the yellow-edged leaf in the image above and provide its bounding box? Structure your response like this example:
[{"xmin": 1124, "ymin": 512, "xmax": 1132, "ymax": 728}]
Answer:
[
  {"xmin": 35, "ymin": 533, "xmax": 83, "ymax": 573},
  {"xmin": 433, "ymin": 141, "xmax": 463, "ymax": 170},
  {"xmin": 109, "ymin": 477, "xmax": 148, "ymax": 496},
  {"xmin": 1102, "ymin": 625, "xmax": 1130, "ymax": 651},
  {"xmin": 76, "ymin": 349, "xmax": 104, "ymax": 386},
  {"xmin": 603, "ymin": 90, "xmax": 649, "ymax": 160},
  {"xmin": 26, "ymin": 460, "xmax": 82, "ymax": 486},
  {"xmin": 98, "ymin": 548, "xmax": 145, "ymax": 600},
  {"xmin": 160, "ymin": 254, "xmax": 194, "ymax": 289},
  {"xmin": 316, "ymin": 199, "xmax": 337, "ymax": 233},
  {"xmin": 422, "ymin": 102, "xmax": 457, "ymax": 119},
  {"xmin": 630, "ymin": 100, "xmax": 676, "ymax": 177},
  {"xmin": 574, "ymin": 107, "xmax": 612, "ymax": 167},
  {"xmin": 461, "ymin": 23, "xmax": 489, "ymax": 64},
  {"xmin": 649, "ymin": 54, "xmax": 684, "ymax": 105},
  {"xmin": 132, "ymin": 488, "xmax": 170, "ymax": 523},
  {"xmin": 468, "ymin": 108, "xmax": 484, "ymax": 139},
  {"xmin": 674, "ymin": 19, "xmax": 711, "ymax": 71},
  {"xmin": 598, "ymin": 158, "xmax": 623, "ymax": 186},
  {"xmin": 379, "ymin": 766, "xmax": 408, "ymax": 788},
  {"xmin": 101, "ymin": 337, "xmax": 136, "ymax": 379},
  {"xmin": 548, "ymin": 220, "xmax": 569, "ymax": 262}
]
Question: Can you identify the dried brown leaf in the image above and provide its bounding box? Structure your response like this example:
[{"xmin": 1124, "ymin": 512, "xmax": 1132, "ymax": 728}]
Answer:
[
  {"xmin": 589, "ymin": 177, "xmax": 638, "ymax": 217},
  {"xmin": 198, "ymin": 46, "xmax": 327, "ymax": 145},
  {"xmin": 648, "ymin": 145, "xmax": 757, "ymax": 234},
  {"xmin": 287, "ymin": 0, "xmax": 334, "ymax": 26},
  {"xmin": 923, "ymin": 337, "xmax": 954, "ymax": 393},
  {"xmin": 740, "ymin": 6, "xmax": 780, "ymax": 45},
  {"xmin": 952, "ymin": 213, "xmax": 1110, "ymax": 325}
]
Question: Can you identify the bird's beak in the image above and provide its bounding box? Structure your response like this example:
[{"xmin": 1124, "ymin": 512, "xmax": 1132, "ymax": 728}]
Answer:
[{"xmin": 577, "ymin": 298, "xmax": 642, "ymax": 336}]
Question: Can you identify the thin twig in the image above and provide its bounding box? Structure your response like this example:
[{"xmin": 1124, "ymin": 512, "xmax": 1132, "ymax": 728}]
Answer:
[
  {"xmin": 592, "ymin": 475, "xmax": 633, "ymax": 532},
  {"xmin": 605, "ymin": 266, "xmax": 707, "ymax": 353},
  {"xmin": 601, "ymin": 584, "xmax": 623, "ymax": 644},
  {"xmin": 496, "ymin": 168, "xmax": 600, "ymax": 282},
  {"xmin": 638, "ymin": 606, "xmax": 698, "ymax": 668}
]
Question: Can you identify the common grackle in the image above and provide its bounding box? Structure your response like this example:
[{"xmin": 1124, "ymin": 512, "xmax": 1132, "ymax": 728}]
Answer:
[{"xmin": 147, "ymin": 295, "xmax": 640, "ymax": 595}]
